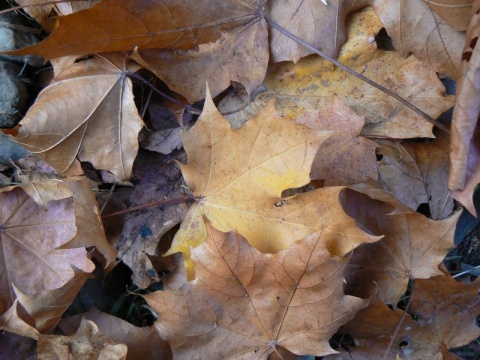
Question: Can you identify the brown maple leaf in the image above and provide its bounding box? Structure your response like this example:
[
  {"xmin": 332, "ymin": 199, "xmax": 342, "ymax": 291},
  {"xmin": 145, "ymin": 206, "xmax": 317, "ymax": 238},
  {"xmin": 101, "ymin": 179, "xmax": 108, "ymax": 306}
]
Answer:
[
  {"xmin": 145, "ymin": 222, "xmax": 369, "ymax": 359},
  {"xmin": 341, "ymin": 182, "xmax": 460, "ymax": 304},
  {"xmin": 10, "ymin": 53, "xmax": 144, "ymax": 181}
]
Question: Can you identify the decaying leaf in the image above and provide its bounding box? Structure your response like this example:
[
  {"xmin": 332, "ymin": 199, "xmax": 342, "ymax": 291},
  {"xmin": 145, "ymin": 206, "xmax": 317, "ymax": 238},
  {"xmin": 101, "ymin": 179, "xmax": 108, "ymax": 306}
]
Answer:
[
  {"xmin": 376, "ymin": 128, "xmax": 454, "ymax": 220},
  {"xmin": 38, "ymin": 318, "xmax": 128, "ymax": 360},
  {"xmin": 371, "ymin": 0, "xmax": 465, "ymax": 79},
  {"xmin": 326, "ymin": 275, "xmax": 480, "ymax": 359},
  {"xmin": 222, "ymin": 7, "xmax": 453, "ymax": 138},
  {"xmin": 0, "ymin": 186, "xmax": 93, "ymax": 312},
  {"xmin": 449, "ymin": 1, "xmax": 480, "ymax": 215},
  {"xmin": 10, "ymin": 53, "xmax": 144, "ymax": 181},
  {"xmin": 146, "ymin": 222, "xmax": 369, "ymax": 359},
  {"xmin": 167, "ymin": 89, "xmax": 379, "ymax": 278},
  {"xmin": 341, "ymin": 183, "xmax": 460, "ymax": 304},
  {"xmin": 423, "ymin": 0, "xmax": 474, "ymax": 31},
  {"xmin": 58, "ymin": 308, "xmax": 172, "ymax": 360}
]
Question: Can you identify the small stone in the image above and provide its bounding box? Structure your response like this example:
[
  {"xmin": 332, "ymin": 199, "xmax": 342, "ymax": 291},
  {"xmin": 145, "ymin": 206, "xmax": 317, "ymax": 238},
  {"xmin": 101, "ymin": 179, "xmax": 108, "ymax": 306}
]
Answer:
[{"xmin": 0, "ymin": 60, "xmax": 28, "ymax": 128}]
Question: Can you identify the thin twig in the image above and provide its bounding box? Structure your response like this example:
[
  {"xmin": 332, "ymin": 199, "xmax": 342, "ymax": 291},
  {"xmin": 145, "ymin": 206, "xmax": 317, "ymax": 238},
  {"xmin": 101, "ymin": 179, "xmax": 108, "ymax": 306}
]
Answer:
[
  {"xmin": 263, "ymin": 14, "xmax": 450, "ymax": 134},
  {"xmin": 101, "ymin": 196, "xmax": 192, "ymax": 219}
]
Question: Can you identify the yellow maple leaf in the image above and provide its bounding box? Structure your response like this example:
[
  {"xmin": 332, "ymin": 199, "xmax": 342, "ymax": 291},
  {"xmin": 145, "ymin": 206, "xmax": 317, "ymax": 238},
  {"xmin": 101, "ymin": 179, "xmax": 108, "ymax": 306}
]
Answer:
[{"xmin": 167, "ymin": 88, "xmax": 380, "ymax": 278}]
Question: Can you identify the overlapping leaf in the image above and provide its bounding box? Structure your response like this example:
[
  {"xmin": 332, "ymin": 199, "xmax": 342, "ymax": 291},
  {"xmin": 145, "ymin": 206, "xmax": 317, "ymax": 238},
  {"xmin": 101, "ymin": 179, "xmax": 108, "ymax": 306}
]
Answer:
[
  {"xmin": 146, "ymin": 222, "xmax": 369, "ymax": 359},
  {"xmin": 341, "ymin": 183, "xmax": 460, "ymax": 304},
  {"xmin": 167, "ymin": 89, "xmax": 379, "ymax": 278},
  {"xmin": 11, "ymin": 53, "xmax": 144, "ymax": 181}
]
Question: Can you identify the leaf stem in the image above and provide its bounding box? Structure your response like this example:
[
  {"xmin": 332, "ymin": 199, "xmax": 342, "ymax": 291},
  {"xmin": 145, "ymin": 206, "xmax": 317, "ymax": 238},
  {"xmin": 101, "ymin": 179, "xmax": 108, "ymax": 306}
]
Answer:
[
  {"xmin": 101, "ymin": 196, "xmax": 193, "ymax": 219},
  {"xmin": 263, "ymin": 15, "xmax": 450, "ymax": 134}
]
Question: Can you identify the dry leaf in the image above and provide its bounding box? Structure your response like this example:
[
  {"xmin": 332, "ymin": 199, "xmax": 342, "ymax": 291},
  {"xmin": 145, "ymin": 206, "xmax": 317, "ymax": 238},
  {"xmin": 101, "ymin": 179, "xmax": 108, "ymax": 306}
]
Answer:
[
  {"xmin": 0, "ymin": 186, "xmax": 93, "ymax": 313},
  {"xmin": 38, "ymin": 318, "xmax": 128, "ymax": 360},
  {"xmin": 327, "ymin": 276, "xmax": 480, "ymax": 359},
  {"xmin": 106, "ymin": 150, "xmax": 189, "ymax": 288},
  {"xmin": 146, "ymin": 223, "xmax": 369, "ymax": 359},
  {"xmin": 449, "ymin": 1, "xmax": 480, "ymax": 215},
  {"xmin": 372, "ymin": 0, "xmax": 465, "ymax": 79},
  {"xmin": 341, "ymin": 183, "xmax": 460, "ymax": 304},
  {"xmin": 266, "ymin": 0, "xmax": 369, "ymax": 63},
  {"xmin": 11, "ymin": 53, "xmax": 144, "ymax": 181},
  {"xmin": 423, "ymin": 0, "xmax": 474, "ymax": 31},
  {"xmin": 167, "ymin": 89, "xmax": 379, "ymax": 279},
  {"xmin": 296, "ymin": 97, "xmax": 378, "ymax": 186},
  {"xmin": 376, "ymin": 128, "xmax": 454, "ymax": 220},
  {"xmin": 222, "ymin": 7, "xmax": 453, "ymax": 138},
  {"xmin": 7, "ymin": 0, "xmax": 259, "ymax": 60},
  {"xmin": 58, "ymin": 308, "xmax": 172, "ymax": 360}
]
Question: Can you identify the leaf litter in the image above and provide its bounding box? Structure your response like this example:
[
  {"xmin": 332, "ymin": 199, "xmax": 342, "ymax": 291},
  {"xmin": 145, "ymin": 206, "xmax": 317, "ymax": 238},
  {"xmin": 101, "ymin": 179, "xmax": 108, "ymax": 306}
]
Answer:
[{"xmin": 0, "ymin": 0, "xmax": 478, "ymax": 359}]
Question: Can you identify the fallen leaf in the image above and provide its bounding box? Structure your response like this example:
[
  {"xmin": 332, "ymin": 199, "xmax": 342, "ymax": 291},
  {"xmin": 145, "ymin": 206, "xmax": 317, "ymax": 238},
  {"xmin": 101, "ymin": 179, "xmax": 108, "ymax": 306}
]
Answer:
[
  {"xmin": 38, "ymin": 318, "xmax": 128, "ymax": 360},
  {"xmin": 371, "ymin": 0, "xmax": 465, "ymax": 79},
  {"xmin": 167, "ymin": 89, "xmax": 379, "ymax": 278},
  {"xmin": 0, "ymin": 186, "xmax": 93, "ymax": 313},
  {"xmin": 145, "ymin": 223, "xmax": 369, "ymax": 359},
  {"xmin": 340, "ymin": 183, "xmax": 460, "ymax": 304},
  {"xmin": 296, "ymin": 97, "xmax": 378, "ymax": 186},
  {"xmin": 9, "ymin": 267, "xmax": 89, "ymax": 334},
  {"xmin": 58, "ymin": 308, "xmax": 172, "ymax": 360},
  {"xmin": 266, "ymin": 0, "xmax": 369, "ymax": 63},
  {"xmin": 15, "ymin": 0, "xmax": 100, "ymax": 31},
  {"xmin": 448, "ymin": 1, "xmax": 480, "ymax": 215},
  {"xmin": 376, "ymin": 128, "xmax": 454, "ymax": 220},
  {"xmin": 6, "ymin": 0, "xmax": 259, "ymax": 60},
  {"xmin": 327, "ymin": 276, "xmax": 480, "ymax": 359},
  {"xmin": 141, "ymin": 128, "xmax": 182, "ymax": 155},
  {"xmin": 423, "ymin": 0, "xmax": 474, "ymax": 31},
  {"xmin": 105, "ymin": 149, "xmax": 189, "ymax": 288},
  {"xmin": 10, "ymin": 53, "xmax": 144, "ymax": 181},
  {"xmin": 221, "ymin": 6, "xmax": 453, "ymax": 138}
]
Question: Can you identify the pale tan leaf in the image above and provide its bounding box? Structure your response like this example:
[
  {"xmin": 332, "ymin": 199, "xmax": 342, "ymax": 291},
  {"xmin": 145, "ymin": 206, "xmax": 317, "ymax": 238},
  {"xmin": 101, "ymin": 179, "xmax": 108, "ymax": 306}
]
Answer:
[
  {"xmin": 58, "ymin": 308, "xmax": 172, "ymax": 360},
  {"xmin": 11, "ymin": 53, "xmax": 144, "ymax": 181},
  {"xmin": 372, "ymin": 0, "xmax": 464, "ymax": 79},
  {"xmin": 38, "ymin": 318, "xmax": 128, "ymax": 360},
  {"xmin": 423, "ymin": 0, "xmax": 474, "ymax": 31}
]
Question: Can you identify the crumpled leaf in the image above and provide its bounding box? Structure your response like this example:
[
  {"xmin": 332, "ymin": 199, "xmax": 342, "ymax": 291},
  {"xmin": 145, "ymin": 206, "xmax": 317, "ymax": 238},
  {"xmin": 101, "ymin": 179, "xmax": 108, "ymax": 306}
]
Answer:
[
  {"xmin": 295, "ymin": 97, "xmax": 378, "ymax": 186},
  {"xmin": 11, "ymin": 53, "xmax": 144, "ymax": 181},
  {"xmin": 0, "ymin": 186, "xmax": 93, "ymax": 313},
  {"xmin": 340, "ymin": 182, "xmax": 460, "ymax": 304},
  {"xmin": 266, "ymin": 0, "xmax": 369, "ymax": 63},
  {"xmin": 371, "ymin": 0, "xmax": 465, "ymax": 79},
  {"xmin": 221, "ymin": 6, "xmax": 453, "ymax": 138},
  {"xmin": 168, "ymin": 89, "xmax": 379, "ymax": 279},
  {"xmin": 58, "ymin": 308, "xmax": 172, "ymax": 360},
  {"xmin": 376, "ymin": 128, "xmax": 454, "ymax": 220},
  {"xmin": 104, "ymin": 150, "xmax": 189, "ymax": 288},
  {"xmin": 38, "ymin": 318, "xmax": 128, "ymax": 360},
  {"xmin": 145, "ymin": 223, "xmax": 369, "ymax": 359},
  {"xmin": 448, "ymin": 1, "xmax": 480, "ymax": 216}
]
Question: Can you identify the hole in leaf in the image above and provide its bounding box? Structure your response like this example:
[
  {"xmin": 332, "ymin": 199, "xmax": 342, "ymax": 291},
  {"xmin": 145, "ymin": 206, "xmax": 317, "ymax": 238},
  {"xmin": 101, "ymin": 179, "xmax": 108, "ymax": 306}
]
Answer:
[
  {"xmin": 376, "ymin": 153, "xmax": 383, "ymax": 161},
  {"xmin": 375, "ymin": 28, "xmax": 394, "ymax": 51},
  {"xmin": 398, "ymin": 338, "xmax": 410, "ymax": 348},
  {"xmin": 476, "ymin": 314, "xmax": 480, "ymax": 327},
  {"xmin": 329, "ymin": 333, "xmax": 355, "ymax": 352},
  {"xmin": 416, "ymin": 203, "xmax": 431, "ymax": 218},
  {"xmin": 281, "ymin": 179, "xmax": 323, "ymax": 198}
]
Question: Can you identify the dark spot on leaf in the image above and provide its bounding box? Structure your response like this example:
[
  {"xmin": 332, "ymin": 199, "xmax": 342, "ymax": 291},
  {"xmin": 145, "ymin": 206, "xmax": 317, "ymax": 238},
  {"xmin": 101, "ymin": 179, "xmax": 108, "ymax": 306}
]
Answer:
[
  {"xmin": 140, "ymin": 224, "xmax": 153, "ymax": 238},
  {"xmin": 470, "ymin": 36, "xmax": 478, "ymax": 49}
]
